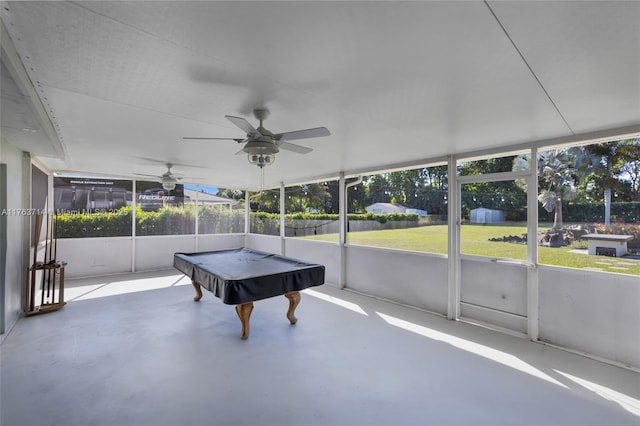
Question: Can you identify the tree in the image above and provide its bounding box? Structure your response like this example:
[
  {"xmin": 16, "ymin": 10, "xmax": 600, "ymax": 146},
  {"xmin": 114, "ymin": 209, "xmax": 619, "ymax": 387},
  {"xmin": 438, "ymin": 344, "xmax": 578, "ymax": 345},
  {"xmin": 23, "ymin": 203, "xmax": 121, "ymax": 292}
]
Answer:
[
  {"xmin": 249, "ymin": 190, "xmax": 279, "ymax": 213},
  {"xmin": 302, "ymin": 183, "xmax": 330, "ymax": 212},
  {"xmin": 580, "ymin": 139, "xmax": 640, "ymax": 223},
  {"xmin": 364, "ymin": 174, "xmax": 390, "ymax": 206},
  {"xmin": 284, "ymin": 187, "xmax": 306, "ymax": 212},
  {"xmin": 387, "ymin": 170, "xmax": 422, "ymax": 207},
  {"xmin": 348, "ymin": 183, "xmax": 367, "ymax": 213},
  {"xmin": 615, "ymin": 139, "xmax": 640, "ymax": 201},
  {"xmin": 458, "ymin": 156, "xmax": 516, "ymax": 175},
  {"xmin": 217, "ymin": 188, "xmax": 245, "ymax": 200},
  {"xmin": 585, "ymin": 141, "xmax": 620, "ymax": 225},
  {"xmin": 325, "ymin": 181, "xmax": 340, "ymax": 214},
  {"xmin": 423, "ymin": 165, "xmax": 448, "ymax": 190}
]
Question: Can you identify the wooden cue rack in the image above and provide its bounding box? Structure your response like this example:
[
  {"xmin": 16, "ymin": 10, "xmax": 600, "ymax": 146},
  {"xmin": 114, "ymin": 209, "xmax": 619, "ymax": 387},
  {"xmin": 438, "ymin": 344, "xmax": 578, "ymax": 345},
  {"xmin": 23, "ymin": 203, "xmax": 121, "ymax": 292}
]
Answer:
[{"xmin": 25, "ymin": 213, "xmax": 67, "ymax": 316}]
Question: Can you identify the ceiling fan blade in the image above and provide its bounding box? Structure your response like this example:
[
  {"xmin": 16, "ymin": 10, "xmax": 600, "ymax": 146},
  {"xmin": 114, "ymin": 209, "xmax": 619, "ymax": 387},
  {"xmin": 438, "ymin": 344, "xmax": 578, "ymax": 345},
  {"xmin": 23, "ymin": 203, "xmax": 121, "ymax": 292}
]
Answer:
[
  {"xmin": 275, "ymin": 127, "xmax": 330, "ymax": 141},
  {"xmin": 278, "ymin": 141, "xmax": 313, "ymax": 155},
  {"xmin": 134, "ymin": 156, "xmax": 172, "ymax": 164},
  {"xmin": 226, "ymin": 115, "xmax": 261, "ymax": 137},
  {"xmin": 133, "ymin": 173, "xmax": 162, "ymax": 178},
  {"xmin": 183, "ymin": 137, "xmax": 244, "ymax": 143}
]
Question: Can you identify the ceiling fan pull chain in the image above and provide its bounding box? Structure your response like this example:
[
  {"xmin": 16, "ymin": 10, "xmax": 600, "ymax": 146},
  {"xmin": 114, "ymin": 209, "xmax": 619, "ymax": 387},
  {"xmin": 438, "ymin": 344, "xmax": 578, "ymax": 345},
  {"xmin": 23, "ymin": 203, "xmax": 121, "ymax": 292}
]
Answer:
[{"xmin": 260, "ymin": 166, "xmax": 265, "ymax": 196}]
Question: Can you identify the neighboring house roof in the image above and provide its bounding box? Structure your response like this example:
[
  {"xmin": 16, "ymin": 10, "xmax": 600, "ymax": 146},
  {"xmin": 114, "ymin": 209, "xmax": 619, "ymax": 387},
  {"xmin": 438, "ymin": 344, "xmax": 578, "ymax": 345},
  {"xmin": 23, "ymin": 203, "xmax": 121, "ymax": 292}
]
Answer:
[
  {"xmin": 366, "ymin": 203, "xmax": 406, "ymax": 210},
  {"xmin": 184, "ymin": 188, "xmax": 238, "ymax": 205}
]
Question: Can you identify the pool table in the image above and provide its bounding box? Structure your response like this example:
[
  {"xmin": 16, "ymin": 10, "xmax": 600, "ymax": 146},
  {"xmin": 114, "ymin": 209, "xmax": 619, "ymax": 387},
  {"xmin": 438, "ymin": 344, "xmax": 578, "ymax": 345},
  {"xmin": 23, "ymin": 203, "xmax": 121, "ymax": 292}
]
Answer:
[{"xmin": 173, "ymin": 248, "xmax": 325, "ymax": 339}]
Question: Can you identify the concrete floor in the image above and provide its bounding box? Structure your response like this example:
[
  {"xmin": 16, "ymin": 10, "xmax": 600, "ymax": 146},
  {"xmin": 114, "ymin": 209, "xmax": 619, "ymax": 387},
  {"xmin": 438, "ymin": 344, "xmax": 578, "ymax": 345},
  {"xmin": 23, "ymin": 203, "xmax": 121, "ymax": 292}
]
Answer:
[{"xmin": 1, "ymin": 270, "xmax": 639, "ymax": 426}]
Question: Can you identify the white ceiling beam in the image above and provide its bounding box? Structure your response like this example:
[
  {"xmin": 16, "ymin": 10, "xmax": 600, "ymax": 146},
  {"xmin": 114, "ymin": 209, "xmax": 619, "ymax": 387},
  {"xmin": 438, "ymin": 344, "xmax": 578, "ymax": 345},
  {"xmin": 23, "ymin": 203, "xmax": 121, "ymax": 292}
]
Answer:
[{"xmin": 1, "ymin": 20, "xmax": 66, "ymax": 162}]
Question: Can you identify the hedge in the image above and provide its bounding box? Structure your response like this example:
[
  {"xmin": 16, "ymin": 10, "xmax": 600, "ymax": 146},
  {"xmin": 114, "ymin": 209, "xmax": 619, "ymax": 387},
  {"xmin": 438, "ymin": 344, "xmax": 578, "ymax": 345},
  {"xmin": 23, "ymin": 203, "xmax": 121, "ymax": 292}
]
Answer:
[
  {"xmin": 540, "ymin": 201, "xmax": 640, "ymax": 223},
  {"xmin": 56, "ymin": 207, "xmax": 421, "ymax": 238},
  {"xmin": 56, "ymin": 206, "xmax": 133, "ymax": 238},
  {"xmin": 56, "ymin": 201, "xmax": 638, "ymax": 239},
  {"xmin": 56, "ymin": 206, "xmax": 241, "ymax": 238}
]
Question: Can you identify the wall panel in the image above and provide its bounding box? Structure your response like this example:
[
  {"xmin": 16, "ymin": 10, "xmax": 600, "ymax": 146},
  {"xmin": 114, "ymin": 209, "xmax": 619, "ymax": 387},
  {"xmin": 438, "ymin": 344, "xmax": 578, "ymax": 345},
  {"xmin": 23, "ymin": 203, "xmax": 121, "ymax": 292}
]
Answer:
[
  {"xmin": 284, "ymin": 238, "xmax": 340, "ymax": 286},
  {"xmin": 539, "ymin": 266, "xmax": 640, "ymax": 369},
  {"xmin": 0, "ymin": 142, "xmax": 27, "ymax": 335},
  {"xmin": 345, "ymin": 246, "xmax": 448, "ymax": 315},
  {"xmin": 135, "ymin": 235, "xmax": 196, "ymax": 271},
  {"xmin": 245, "ymin": 234, "xmax": 282, "ymax": 254},
  {"xmin": 196, "ymin": 234, "xmax": 244, "ymax": 252},
  {"xmin": 57, "ymin": 237, "xmax": 133, "ymax": 278}
]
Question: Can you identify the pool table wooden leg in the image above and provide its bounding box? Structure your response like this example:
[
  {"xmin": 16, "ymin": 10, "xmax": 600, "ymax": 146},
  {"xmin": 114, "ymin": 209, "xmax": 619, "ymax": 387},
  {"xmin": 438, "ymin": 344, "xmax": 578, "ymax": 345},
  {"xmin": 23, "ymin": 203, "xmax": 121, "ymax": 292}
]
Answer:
[
  {"xmin": 235, "ymin": 302, "xmax": 254, "ymax": 340},
  {"xmin": 285, "ymin": 291, "xmax": 301, "ymax": 324},
  {"xmin": 191, "ymin": 280, "xmax": 203, "ymax": 302}
]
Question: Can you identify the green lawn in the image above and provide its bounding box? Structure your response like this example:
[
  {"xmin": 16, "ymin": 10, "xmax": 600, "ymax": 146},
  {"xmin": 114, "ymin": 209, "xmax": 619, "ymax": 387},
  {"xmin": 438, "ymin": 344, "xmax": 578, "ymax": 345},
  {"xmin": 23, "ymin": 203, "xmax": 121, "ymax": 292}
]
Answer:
[{"xmin": 303, "ymin": 224, "xmax": 640, "ymax": 275}]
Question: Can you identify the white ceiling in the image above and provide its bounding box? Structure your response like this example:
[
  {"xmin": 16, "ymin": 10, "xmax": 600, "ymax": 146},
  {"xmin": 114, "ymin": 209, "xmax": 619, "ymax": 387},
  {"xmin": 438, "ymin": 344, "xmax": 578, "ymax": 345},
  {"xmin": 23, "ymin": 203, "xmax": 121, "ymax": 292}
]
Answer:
[{"xmin": 1, "ymin": 1, "xmax": 639, "ymax": 189}]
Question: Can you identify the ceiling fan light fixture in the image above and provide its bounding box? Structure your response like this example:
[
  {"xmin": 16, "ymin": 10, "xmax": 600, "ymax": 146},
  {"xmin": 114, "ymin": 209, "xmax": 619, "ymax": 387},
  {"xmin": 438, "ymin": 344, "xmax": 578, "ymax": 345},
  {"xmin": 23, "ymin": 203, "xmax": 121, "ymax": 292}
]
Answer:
[
  {"xmin": 248, "ymin": 153, "xmax": 275, "ymax": 168},
  {"xmin": 162, "ymin": 180, "xmax": 177, "ymax": 191}
]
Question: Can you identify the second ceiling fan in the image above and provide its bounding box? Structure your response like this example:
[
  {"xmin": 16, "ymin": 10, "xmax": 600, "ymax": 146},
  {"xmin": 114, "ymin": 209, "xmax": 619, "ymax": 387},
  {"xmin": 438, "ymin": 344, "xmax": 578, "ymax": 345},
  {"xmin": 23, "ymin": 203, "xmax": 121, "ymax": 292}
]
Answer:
[{"xmin": 184, "ymin": 108, "xmax": 330, "ymax": 168}]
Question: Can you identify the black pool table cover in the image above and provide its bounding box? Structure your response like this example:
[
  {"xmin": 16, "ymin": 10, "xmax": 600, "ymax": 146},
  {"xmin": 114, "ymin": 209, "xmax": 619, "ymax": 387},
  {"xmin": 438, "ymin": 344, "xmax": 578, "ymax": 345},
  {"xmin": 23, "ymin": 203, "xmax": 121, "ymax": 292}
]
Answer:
[{"xmin": 173, "ymin": 248, "xmax": 325, "ymax": 305}]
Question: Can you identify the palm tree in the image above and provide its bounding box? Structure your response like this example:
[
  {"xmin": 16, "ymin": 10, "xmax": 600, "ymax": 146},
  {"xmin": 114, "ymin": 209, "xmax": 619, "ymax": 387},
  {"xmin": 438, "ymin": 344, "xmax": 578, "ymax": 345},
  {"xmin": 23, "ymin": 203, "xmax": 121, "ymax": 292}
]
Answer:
[
  {"xmin": 584, "ymin": 142, "xmax": 618, "ymax": 225},
  {"xmin": 514, "ymin": 147, "xmax": 593, "ymax": 232},
  {"xmin": 537, "ymin": 148, "xmax": 580, "ymax": 231}
]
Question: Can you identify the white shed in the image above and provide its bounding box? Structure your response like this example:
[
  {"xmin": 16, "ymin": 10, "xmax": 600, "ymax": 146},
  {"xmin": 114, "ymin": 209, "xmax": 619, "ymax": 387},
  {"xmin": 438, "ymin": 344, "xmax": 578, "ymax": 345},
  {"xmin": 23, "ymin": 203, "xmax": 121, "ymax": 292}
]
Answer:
[{"xmin": 470, "ymin": 207, "xmax": 505, "ymax": 224}]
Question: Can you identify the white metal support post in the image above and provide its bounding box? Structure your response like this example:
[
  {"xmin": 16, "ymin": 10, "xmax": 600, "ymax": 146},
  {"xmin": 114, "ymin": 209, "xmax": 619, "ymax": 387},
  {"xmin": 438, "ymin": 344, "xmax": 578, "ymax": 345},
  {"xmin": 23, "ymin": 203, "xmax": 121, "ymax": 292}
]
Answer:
[
  {"xmin": 244, "ymin": 191, "xmax": 250, "ymax": 244},
  {"xmin": 280, "ymin": 183, "xmax": 286, "ymax": 255},
  {"xmin": 194, "ymin": 187, "xmax": 199, "ymax": 252},
  {"xmin": 21, "ymin": 152, "xmax": 32, "ymax": 313},
  {"xmin": 447, "ymin": 155, "xmax": 460, "ymax": 320},
  {"xmin": 0, "ymin": 163, "xmax": 6, "ymax": 332},
  {"xmin": 527, "ymin": 148, "xmax": 539, "ymax": 341},
  {"xmin": 340, "ymin": 174, "xmax": 363, "ymax": 289},
  {"xmin": 131, "ymin": 179, "xmax": 136, "ymax": 273},
  {"xmin": 338, "ymin": 173, "xmax": 346, "ymax": 289}
]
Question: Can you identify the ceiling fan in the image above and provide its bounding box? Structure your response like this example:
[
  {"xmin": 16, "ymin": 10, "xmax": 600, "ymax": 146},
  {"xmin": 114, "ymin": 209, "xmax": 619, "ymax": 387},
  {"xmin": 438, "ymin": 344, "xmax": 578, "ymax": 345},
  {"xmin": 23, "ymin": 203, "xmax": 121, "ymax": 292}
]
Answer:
[
  {"xmin": 184, "ymin": 108, "xmax": 330, "ymax": 168},
  {"xmin": 133, "ymin": 163, "xmax": 184, "ymax": 191}
]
